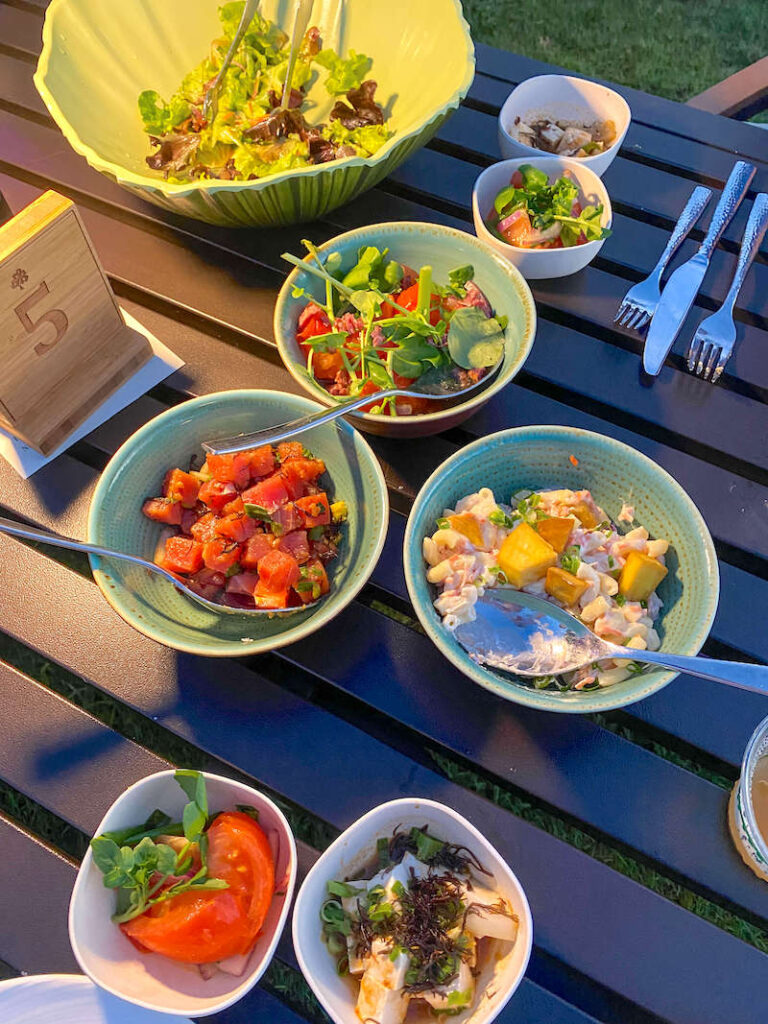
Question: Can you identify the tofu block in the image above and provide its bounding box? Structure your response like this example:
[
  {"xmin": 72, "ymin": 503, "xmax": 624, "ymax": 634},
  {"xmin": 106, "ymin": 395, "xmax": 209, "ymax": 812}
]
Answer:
[
  {"xmin": 618, "ymin": 550, "xmax": 668, "ymax": 602},
  {"xmin": 535, "ymin": 515, "xmax": 574, "ymax": 553},
  {"xmin": 497, "ymin": 522, "xmax": 557, "ymax": 588},
  {"xmin": 420, "ymin": 958, "xmax": 475, "ymax": 1012},
  {"xmin": 357, "ymin": 942, "xmax": 410, "ymax": 1024},
  {"xmin": 462, "ymin": 883, "xmax": 519, "ymax": 942},
  {"xmin": 545, "ymin": 566, "xmax": 588, "ymax": 605}
]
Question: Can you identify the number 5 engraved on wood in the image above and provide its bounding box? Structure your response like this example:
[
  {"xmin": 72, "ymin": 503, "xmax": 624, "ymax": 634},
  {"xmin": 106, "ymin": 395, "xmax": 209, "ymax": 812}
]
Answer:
[{"xmin": 14, "ymin": 280, "xmax": 69, "ymax": 355}]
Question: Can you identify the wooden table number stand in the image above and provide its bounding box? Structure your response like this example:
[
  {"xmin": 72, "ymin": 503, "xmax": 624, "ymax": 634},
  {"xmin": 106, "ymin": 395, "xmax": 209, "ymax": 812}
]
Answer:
[{"xmin": 0, "ymin": 190, "xmax": 152, "ymax": 454}]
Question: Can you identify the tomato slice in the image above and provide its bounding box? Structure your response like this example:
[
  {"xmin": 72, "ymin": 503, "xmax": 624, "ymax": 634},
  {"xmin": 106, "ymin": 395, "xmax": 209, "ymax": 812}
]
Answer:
[
  {"xmin": 120, "ymin": 812, "xmax": 274, "ymax": 964},
  {"xmin": 396, "ymin": 282, "xmax": 442, "ymax": 326},
  {"xmin": 312, "ymin": 350, "xmax": 344, "ymax": 381}
]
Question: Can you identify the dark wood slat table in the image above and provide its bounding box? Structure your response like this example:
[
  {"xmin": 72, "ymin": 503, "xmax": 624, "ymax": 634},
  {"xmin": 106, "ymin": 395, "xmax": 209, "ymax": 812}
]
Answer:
[{"xmin": 1, "ymin": 3, "xmax": 767, "ymax": 1022}]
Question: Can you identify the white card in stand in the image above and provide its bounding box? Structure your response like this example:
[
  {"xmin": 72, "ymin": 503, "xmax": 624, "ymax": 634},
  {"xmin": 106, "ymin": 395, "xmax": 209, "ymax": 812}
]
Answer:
[{"xmin": 0, "ymin": 308, "xmax": 184, "ymax": 478}]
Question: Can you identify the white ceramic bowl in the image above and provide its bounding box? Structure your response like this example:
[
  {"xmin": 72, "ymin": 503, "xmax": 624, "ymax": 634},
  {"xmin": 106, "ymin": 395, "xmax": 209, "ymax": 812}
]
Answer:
[
  {"xmin": 498, "ymin": 75, "xmax": 631, "ymax": 177},
  {"xmin": 69, "ymin": 770, "xmax": 297, "ymax": 1017},
  {"xmin": 472, "ymin": 157, "xmax": 612, "ymax": 279},
  {"xmin": 292, "ymin": 798, "xmax": 533, "ymax": 1024}
]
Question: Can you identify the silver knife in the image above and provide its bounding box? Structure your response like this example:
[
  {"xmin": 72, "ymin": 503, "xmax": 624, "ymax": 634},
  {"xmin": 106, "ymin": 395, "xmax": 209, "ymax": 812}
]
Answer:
[{"xmin": 643, "ymin": 160, "xmax": 756, "ymax": 375}]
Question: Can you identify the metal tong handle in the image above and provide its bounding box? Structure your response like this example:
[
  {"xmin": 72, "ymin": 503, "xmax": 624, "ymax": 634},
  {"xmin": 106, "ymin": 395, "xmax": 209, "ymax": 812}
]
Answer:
[
  {"xmin": 281, "ymin": 0, "xmax": 314, "ymax": 108},
  {"xmin": 608, "ymin": 642, "xmax": 768, "ymax": 697},
  {"xmin": 202, "ymin": 0, "xmax": 260, "ymax": 122},
  {"xmin": 698, "ymin": 160, "xmax": 756, "ymax": 259},
  {"xmin": 720, "ymin": 193, "xmax": 768, "ymax": 316},
  {"xmin": 203, "ymin": 388, "xmax": 414, "ymax": 455},
  {"xmin": 651, "ymin": 185, "xmax": 712, "ymax": 280}
]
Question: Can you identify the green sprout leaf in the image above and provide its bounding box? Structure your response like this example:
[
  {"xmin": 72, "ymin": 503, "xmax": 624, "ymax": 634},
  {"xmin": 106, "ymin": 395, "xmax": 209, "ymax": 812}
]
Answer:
[{"xmin": 447, "ymin": 307, "xmax": 505, "ymax": 369}]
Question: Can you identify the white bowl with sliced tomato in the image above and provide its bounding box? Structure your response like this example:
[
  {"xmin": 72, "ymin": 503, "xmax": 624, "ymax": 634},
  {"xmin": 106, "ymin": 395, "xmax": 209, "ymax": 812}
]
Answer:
[
  {"xmin": 87, "ymin": 389, "xmax": 389, "ymax": 656},
  {"xmin": 69, "ymin": 769, "xmax": 297, "ymax": 1017},
  {"xmin": 472, "ymin": 157, "xmax": 612, "ymax": 279}
]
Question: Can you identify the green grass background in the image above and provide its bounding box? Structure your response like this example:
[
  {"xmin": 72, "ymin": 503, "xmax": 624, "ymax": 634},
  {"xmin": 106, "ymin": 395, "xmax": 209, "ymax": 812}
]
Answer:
[{"xmin": 463, "ymin": 0, "xmax": 768, "ymax": 105}]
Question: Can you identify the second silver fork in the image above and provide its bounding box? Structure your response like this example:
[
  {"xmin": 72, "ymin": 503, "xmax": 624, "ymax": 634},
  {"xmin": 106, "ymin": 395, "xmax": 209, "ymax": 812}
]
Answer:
[
  {"xmin": 686, "ymin": 193, "xmax": 768, "ymax": 382},
  {"xmin": 615, "ymin": 185, "xmax": 712, "ymax": 332}
]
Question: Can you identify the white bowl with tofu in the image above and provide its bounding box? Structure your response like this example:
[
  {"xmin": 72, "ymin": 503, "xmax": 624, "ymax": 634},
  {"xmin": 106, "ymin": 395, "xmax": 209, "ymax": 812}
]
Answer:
[
  {"xmin": 498, "ymin": 75, "xmax": 631, "ymax": 178},
  {"xmin": 292, "ymin": 798, "xmax": 532, "ymax": 1024}
]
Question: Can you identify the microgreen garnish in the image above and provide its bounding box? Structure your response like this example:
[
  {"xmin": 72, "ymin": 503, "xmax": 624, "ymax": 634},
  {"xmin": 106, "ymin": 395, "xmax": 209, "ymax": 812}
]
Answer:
[{"xmin": 90, "ymin": 770, "xmax": 228, "ymax": 924}]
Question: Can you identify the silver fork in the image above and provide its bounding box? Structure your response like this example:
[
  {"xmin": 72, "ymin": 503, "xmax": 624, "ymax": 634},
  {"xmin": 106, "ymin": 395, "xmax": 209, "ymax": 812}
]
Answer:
[
  {"xmin": 615, "ymin": 185, "xmax": 712, "ymax": 332},
  {"xmin": 686, "ymin": 193, "xmax": 768, "ymax": 382}
]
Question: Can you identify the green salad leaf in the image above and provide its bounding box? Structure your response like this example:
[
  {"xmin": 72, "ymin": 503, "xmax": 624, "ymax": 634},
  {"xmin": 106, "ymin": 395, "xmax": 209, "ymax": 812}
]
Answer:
[
  {"xmin": 138, "ymin": 90, "xmax": 190, "ymax": 135},
  {"xmin": 447, "ymin": 307, "xmax": 506, "ymax": 369},
  {"xmin": 315, "ymin": 48, "xmax": 372, "ymax": 95}
]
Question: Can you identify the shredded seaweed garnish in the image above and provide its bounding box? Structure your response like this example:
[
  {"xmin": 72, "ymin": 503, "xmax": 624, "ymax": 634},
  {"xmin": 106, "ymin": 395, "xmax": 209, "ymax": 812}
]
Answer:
[{"xmin": 386, "ymin": 824, "xmax": 492, "ymax": 877}]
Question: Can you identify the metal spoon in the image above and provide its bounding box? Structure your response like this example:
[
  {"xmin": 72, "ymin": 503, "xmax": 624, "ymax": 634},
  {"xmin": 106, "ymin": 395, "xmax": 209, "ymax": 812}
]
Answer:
[
  {"xmin": 280, "ymin": 0, "xmax": 314, "ymax": 109},
  {"xmin": 0, "ymin": 516, "xmax": 318, "ymax": 617},
  {"xmin": 454, "ymin": 588, "xmax": 768, "ymax": 696},
  {"xmin": 203, "ymin": 362, "xmax": 501, "ymax": 455},
  {"xmin": 202, "ymin": 0, "xmax": 260, "ymax": 125}
]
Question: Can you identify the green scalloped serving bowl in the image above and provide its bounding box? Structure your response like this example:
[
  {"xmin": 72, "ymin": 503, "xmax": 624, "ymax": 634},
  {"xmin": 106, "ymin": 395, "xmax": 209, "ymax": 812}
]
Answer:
[
  {"xmin": 274, "ymin": 220, "xmax": 537, "ymax": 438},
  {"xmin": 34, "ymin": 0, "xmax": 475, "ymax": 227},
  {"xmin": 404, "ymin": 426, "xmax": 720, "ymax": 712},
  {"xmin": 87, "ymin": 390, "xmax": 388, "ymax": 657}
]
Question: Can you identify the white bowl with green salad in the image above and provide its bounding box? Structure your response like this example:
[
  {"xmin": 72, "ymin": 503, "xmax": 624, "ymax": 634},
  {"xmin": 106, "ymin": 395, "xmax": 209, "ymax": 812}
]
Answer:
[{"xmin": 34, "ymin": 0, "xmax": 475, "ymax": 227}]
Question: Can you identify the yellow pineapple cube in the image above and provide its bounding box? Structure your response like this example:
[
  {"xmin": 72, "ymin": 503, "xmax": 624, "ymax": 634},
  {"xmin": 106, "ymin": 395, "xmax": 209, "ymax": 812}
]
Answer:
[
  {"xmin": 545, "ymin": 566, "xmax": 588, "ymax": 605},
  {"xmin": 497, "ymin": 523, "xmax": 557, "ymax": 588},
  {"xmin": 618, "ymin": 550, "xmax": 668, "ymax": 602},
  {"xmin": 448, "ymin": 513, "xmax": 484, "ymax": 549},
  {"xmin": 535, "ymin": 515, "xmax": 574, "ymax": 553}
]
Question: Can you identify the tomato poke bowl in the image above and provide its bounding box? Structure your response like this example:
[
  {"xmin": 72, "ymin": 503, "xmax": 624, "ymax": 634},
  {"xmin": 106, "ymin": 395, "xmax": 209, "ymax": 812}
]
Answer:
[
  {"xmin": 274, "ymin": 222, "xmax": 536, "ymax": 438},
  {"xmin": 87, "ymin": 390, "xmax": 388, "ymax": 656},
  {"xmin": 69, "ymin": 769, "xmax": 297, "ymax": 1017},
  {"xmin": 472, "ymin": 158, "xmax": 612, "ymax": 279}
]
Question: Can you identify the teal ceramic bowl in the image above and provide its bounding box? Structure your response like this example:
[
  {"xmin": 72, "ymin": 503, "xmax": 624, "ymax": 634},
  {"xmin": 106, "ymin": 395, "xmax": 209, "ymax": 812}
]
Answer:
[
  {"xmin": 88, "ymin": 390, "xmax": 388, "ymax": 657},
  {"xmin": 274, "ymin": 221, "xmax": 537, "ymax": 438},
  {"xmin": 403, "ymin": 426, "xmax": 720, "ymax": 712},
  {"xmin": 35, "ymin": 0, "xmax": 474, "ymax": 227}
]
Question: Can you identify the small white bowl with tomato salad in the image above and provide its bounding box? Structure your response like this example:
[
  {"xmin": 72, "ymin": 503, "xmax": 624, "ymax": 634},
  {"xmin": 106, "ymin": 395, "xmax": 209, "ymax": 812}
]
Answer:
[
  {"xmin": 472, "ymin": 157, "xmax": 612, "ymax": 279},
  {"xmin": 69, "ymin": 769, "xmax": 297, "ymax": 1017}
]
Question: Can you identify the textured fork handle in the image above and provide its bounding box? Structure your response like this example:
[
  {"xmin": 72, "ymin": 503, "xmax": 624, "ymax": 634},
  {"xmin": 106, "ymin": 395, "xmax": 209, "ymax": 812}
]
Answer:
[
  {"xmin": 652, "ymin": 185, "xmax": 712, "ymax": 276},
  {"xmin": 721, "ymin": 193, "xmax": 768, "ymax": 314},
  {"xmin": 699, "ymin": 161, "xmax": 756, "ymax": 258}
]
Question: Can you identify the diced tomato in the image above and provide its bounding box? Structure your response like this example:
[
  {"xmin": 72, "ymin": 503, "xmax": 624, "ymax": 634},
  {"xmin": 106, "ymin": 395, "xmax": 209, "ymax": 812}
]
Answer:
[
  {"xmin": 198, "ymin": 479, "xmax": 238, "ymax": 511},
  {"xmin": 245, "ymin": 445, "xmax": 275, "ymax": 479},
  {"xmin": 395, "ymin": 395, "xmax": 431, "ymax": 415},
  {"xmin": 295, "ymin": 492, "xmax": 331, "ymax": 528},
  {"xmin": 277, "ymin": 441, "xmax": 305, "ymax": 462},
  {"xmin": 180, "ymin": 508, "xmax": 199, "ymax": 535},
  {"xmin": 204, "ymin": 453, "xmax": 250, "ymax": 489},
  {"xmin": 499, "ymin": 208, "xmax": 532, "ymax": 247},
  {"xmin": 241, "ymin": 532, "xmax": 277, "ymax": 570},
  {"xmin": 272, "ymin": 502, "xmax": 303, "ymax": 534},
  {"xmin": 142, "ymin": 497, "xmax": 182, "ymax": 526},
  {"xmin": 225, "ymin": 571, "xmax": 260, "ymax": 597},
  {"xmin": 297, "ymin": 304, "xmax": 332, "ymax": 342},
  {"xmin": 396, "ymin": 282, "xmax": 442, "ymax": 326},
  {"xmin": 278, "ymin": 529, "xmax": 310, "ymax": 564},
  {"xmin": 163, "ymin": 468, "xmax": 200, "ymax": 509},
  {"xmin": 222, "ymin": 496, "xmax": 245, "ymax": 516},
  {"xmin": 280, "ymin": 457, "xmax": 325, "ymax": 500},
  {"xmin": 242, "ymin": 476, "xmax": 289, "ymax": 514},
  {"xmin": 202, "ymin": 538, "xmax": 242, "ymax": 573},
  {"xmin": 217, "ymin": 512, "xmax": 257, "ymax": 543},
  {"xmin": 121, "ymin": 812, "xmax": 274, "ymax": 964},
  {"xmin": 294, "ymin": 559, "xmax": 330, "ymax": 604},
  {"xmin": 356, "ymin": 377, "xmax": 382, "ymax": 413},
  {"xmin": 311, "ymin": 350, "xmax": 344, "ymax": 381},
  {"xmin": 161, "ymin": 536, "xmax": 204, "ymax": 575},
  {"xmin": 510, "ymin": 169, "xmax": 524, "ymax": 188},
  {"xmin": 257, "ymin": 548, "xmax": 300, "ymax": 592},
  {"xmin": 190, "ymin": 511, "xmax": 221, "ymax": 543}
]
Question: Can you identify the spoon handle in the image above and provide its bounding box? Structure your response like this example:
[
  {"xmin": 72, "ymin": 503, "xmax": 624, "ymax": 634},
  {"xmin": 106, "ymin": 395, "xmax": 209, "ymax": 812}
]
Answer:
[
  {"xmin": 281, "ymin": 0, "xmax": 314, "ymax": 108},
  {"xmin": 202, "ymin": 388, "xmax": 411, "ymax": 454},
  {"xmin": 0, "ymin": 516, "xmax": 165, "ymax": 575},
  {"xmin": 615, "ymin": 646, "xmax": 768, "ymax": 696}
]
